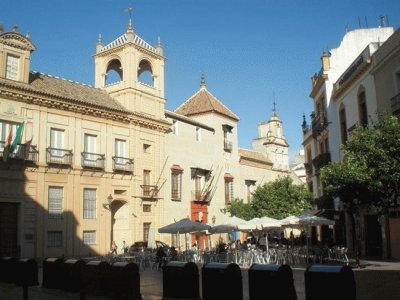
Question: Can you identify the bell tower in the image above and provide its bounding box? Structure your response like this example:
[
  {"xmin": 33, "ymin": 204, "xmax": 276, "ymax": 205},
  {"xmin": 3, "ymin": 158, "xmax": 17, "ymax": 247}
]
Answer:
[
  {"xmin": 252, "ymin": 102, "xmax": 289, "ymax": 170},
  {"xmin": 94, "ymin": 13, "xmax": 165, "ymax": 119}
]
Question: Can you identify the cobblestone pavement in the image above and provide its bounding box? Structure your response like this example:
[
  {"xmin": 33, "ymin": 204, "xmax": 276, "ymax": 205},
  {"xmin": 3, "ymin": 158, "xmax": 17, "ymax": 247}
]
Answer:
[{"xmin": 1, "ymin": 260, "xmax": 400, "ymax": 300}]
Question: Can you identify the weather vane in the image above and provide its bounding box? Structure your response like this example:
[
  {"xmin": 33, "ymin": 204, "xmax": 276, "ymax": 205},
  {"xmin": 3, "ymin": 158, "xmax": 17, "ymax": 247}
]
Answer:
[{"xmin": 125, "ymin": 6, "xmax": 133, "ymax": 19}]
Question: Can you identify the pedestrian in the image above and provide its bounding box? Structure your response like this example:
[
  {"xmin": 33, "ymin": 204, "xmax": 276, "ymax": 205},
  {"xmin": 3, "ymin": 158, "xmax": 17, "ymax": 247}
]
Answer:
[
  {"xmin": 111, "ymin": 240, "xmax": 118, "ymax": 255},
  {"xmin": 156, "ymin": 246, "xmax": 166, "ymax": 269},
  {"xmin": 122, "ymin": 240, "xmax": 129, "ymax": 254}
]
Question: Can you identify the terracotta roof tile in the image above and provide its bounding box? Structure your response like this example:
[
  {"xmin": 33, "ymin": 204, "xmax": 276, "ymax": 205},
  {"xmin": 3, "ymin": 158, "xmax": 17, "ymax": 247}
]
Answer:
[
  {"xmin": 175, "ymin": 87, "xmax": 239, "ymax": 121},
  {"xmin": 239, "ymin": 148, "xmax": 272, "ymax": 164},
  {"xmin": 0, "ymin": 72, "xmax": 128, "ymax": 113}
]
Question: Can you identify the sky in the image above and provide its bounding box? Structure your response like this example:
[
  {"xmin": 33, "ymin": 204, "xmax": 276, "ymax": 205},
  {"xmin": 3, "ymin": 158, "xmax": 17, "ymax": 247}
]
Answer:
[{"xmin": 2, "ymin": 0, "xmax": 400, "ymax": 161}]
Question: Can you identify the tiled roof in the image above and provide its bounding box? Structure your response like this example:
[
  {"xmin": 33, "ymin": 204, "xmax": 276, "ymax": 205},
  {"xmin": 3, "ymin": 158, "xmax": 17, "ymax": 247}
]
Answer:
[
  {"xmin": 165, "ymin": 110, "xmax": 215, "ymax": 132},
  {"xmin": 239, "ymin": 149, "xmax": 272, "ymax": 164},
  {"xmin": 99, "ymin": 33, "xmax": 158, "ymax": 55},
  {"xmin": 0, "ymin": 72, "xmax": 128, "ymax": 113},
  {"xmin": 175, "ymin": 87, "xmax": 239, "ymax": 121}
]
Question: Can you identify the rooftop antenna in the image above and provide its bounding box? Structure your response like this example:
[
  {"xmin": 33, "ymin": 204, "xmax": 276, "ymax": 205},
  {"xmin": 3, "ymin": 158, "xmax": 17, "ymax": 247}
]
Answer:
[
  {"xmin": 365, "ymin": 16, "xmax": 369, "ymax": 28},
  {"xmin": 345, "ymin": 23, "xmax": 349, "ymax": 33},
  {"xmin": 358, "ymin": 16, "xmax": 361, "ymax": 28},
  {"xmin": 386, "ymin": 15, "xmax": 390, "ymax": 26}
]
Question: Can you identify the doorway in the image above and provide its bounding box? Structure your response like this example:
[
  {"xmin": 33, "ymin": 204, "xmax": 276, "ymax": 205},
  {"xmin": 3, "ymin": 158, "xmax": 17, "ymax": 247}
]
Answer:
[
  {"xmin": 0, "ymin": 202, "xmax": 19, "ymax": 256},
  {"xmin": 366, "ymin": 215, "xmax": 382, "ymax": 257}
]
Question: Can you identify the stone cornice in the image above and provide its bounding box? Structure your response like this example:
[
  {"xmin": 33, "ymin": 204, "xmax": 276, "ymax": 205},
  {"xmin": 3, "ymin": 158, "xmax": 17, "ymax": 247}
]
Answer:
[
  {"xmin": 0, "ymin": 83, "xmax": 170, "ymax": 132},
  {"xmin": 331, "ymin": 61, "xmax": 371, "ymax": 100},
  {"xmin": 309, "ymin": 74, "xmax": 328, "ymax": 98},
  {"xmin": 0, "ymin": 32, "xmax": 36, "ymax": 52}
]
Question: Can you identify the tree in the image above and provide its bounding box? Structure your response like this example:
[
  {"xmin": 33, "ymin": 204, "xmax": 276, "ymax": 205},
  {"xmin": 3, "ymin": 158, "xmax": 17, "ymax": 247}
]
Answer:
[
  {"xmin": 321, "ymin": 115, "xmax": 400, "ymax": 260},
  {"xmin": 227, "ymin": 177, "xmax": 313, "ymax": 220},
  {"xmin": 226, "ymin": 198, "xmax": 254, "ymax": 221},
  {"xmin": 321, "ymin": 115, "xmax": 400, "ymax": 215}
]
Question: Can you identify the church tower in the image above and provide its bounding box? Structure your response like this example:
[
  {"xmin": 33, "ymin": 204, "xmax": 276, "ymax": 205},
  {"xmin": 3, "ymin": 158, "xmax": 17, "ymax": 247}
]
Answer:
[
  {"xmin": 94, "ymin": 13, "xmax": 165, "ymax": 119},
  {"xmin": 252, "ymin": 102, "xmax": 289, "ymax": 170}
]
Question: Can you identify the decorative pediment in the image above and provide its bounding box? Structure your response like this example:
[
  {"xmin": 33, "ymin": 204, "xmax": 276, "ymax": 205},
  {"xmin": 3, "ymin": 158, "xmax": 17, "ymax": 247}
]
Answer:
[{"xmin": 0, "ymin": 32, "xmax": 36, "ymax": 52}]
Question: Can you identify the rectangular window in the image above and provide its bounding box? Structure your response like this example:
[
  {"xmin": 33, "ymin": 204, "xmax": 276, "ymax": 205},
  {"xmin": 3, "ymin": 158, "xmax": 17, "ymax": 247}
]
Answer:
[
  {"xmin": 6, "ymin": 55, "xmax": 19, "ymax": 81},
  {"xmin": 195, "ymin": 127, "xmax": 201, "ymax": 141},
  {"xmin": 143, "ymin": 170, "xmax": 151, "ymax": 196},
  {"xmin": 83, "ymin": 231, "xmax": 96, "ymax": 245},
  {"xmin": 84, "ymin": 134, "xmax": 97, "ymax": 163},
  {"xmin": 0, "ymin": 121, "xmax": 17, "ymax": 151},
  {"xmin": 115, "ymin": 139, "xmax": 127, "ymax": 158},
  {"xmin": 245, "ymin": 180, "xmax": 256, "ymax": 201},
  {"xmin": 48, "ymin": 186, "xmax": 63, "ymax": 218},
  {"xmin": 143, "ymin": 223, "xmax": 151, "ymax": 242},
  {"xmin": 143, "ymin": 204, "xmax": 151, "ymax": 212},
  {"xmin": 50, "ymin": 128, "xmax": 65, "ymax": 161},
  {"xmin": 171, "ymin": 172, "xmax": 182, "ymax": 200},
  {"xmin": 47, "ymin": 231, "xmax": 63, "ymax": 247},
  {"xmin": 83, "ymin": 188, "xmax": 96, "ymax": 219},
  {"xmin": 225, "ymin": 180, "xmax": 234, "ymax": 204}
]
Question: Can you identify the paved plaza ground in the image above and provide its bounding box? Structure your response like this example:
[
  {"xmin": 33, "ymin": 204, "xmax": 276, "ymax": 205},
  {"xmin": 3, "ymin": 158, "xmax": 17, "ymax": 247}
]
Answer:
[{"xmin": 1, "ymin": 259, "xmax": 400, "ymax": 299}]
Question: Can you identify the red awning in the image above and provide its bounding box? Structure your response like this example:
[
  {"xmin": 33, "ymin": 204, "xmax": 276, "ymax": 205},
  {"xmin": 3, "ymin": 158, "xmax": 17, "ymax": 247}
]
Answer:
[
  {"xmin": 171, "ymin": 164, "xmax": 184, "ymax": 172},
  {"xmin": 224, "ymin": 173, "xmax": 234, "ymax": 180}
]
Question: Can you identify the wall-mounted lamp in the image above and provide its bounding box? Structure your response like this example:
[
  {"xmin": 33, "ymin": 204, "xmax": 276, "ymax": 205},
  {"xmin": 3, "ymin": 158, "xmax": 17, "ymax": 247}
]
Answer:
[{"xmin": 103, "ymin": 194, "xmax": 113, "ymax": 210}]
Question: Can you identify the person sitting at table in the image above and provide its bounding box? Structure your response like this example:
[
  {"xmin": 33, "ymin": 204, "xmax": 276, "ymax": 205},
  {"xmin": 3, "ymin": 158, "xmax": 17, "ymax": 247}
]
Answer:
[
  {"xmin": 170, "ymin": 246, "xmax": 178, "ymax": 260},
  {"xmin": 156, "ymin": 246, "xmax": 166, "ymax": 269}
]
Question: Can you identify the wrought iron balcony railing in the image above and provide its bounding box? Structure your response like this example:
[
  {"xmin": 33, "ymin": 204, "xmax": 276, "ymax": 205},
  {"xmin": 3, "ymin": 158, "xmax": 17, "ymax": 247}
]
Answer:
[
  {"xmin": 311, "ymin": 113, "xmax": 329, "ymax": 137},
  {"xmin": 112, "ymin": 156, "xmax": 134, "ymax": 173},
  {"xmin": 312, "ymin": 152, "xmax": 331, "ymax": 172},
  {"xmin": 304, "ymin": 162, "xmax": 313, "ymax": 175},
  {"xmin": 224, "ymin": 140, "xmax": 232, "ymax": 152},
  {"xmin": 46, "ymin": 147, "xmax": 73, "ymax": 166},
  {"xmin": 0, "ymin": 141, "xmax": 38, "ymax": 162},
  {"xmin": 81, "ymin": 152, "xmax": 105, "ymax": 169},
  {"xmin": 140, "ymin": 184, "xmax": 158, "ymax": 198},
  {"xmin": 191, "ymin": 190, "xmax": 211, "ymax": 202}
]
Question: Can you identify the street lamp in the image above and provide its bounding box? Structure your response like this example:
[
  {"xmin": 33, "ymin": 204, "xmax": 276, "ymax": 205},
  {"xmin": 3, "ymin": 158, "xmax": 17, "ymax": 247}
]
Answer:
[{"xmin": 103, "ymin": 194, "xmax": 113, "ymax": 210}]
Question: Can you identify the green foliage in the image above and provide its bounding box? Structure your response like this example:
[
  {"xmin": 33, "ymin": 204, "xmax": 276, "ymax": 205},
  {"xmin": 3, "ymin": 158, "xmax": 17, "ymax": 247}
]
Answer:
[
  {"xmin": 227, "ymin": 177, "xmax": 313, "ymax": 220},
  {"xmin": 226, "ymin": 198, "xmax": 254, "ymax": 221},
  {"xmin": 321, "ymin": 115, "xmax": 400, "ymax": 215}
]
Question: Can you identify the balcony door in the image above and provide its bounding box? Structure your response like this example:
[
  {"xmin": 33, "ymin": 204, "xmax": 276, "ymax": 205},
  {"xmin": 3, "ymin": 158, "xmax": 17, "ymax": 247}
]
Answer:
[
  {"xmin": 115, "ymin": 139, "xmax": 126, "ymax": 165},
  {"xmin": 84, "ymin": 134, "xmax": 97, "ymax": 165},
  {"xmin": 50, "ymin": 128, "xmax": 64, "ymax": 162}
]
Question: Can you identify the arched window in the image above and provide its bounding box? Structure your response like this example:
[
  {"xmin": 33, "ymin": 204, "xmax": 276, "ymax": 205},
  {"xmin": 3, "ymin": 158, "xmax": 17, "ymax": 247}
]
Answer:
[
  {"xmin": 138, "ymin": 59, "xmax": 154, "ymax": 86},
  {"xmin": 339, "ymin": 105, "xmax": 347, "ymax": 144},
  {"xmin": 358, "ymin": 90, "xmax": 368, "ymax": 126},
  {"xmin": 105, "ymin": 59, "xmax": 123, "ymax": 85}
]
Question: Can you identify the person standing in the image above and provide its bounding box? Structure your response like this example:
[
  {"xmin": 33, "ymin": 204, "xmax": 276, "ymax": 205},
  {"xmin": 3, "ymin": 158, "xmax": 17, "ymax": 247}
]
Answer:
[
  {"xmin": 111, "ymin": 241, "xmax": 118, "ymax": 255},
  {"xmin": 122, "ymin": 240, "xmax": 129, "ymax": 254}
]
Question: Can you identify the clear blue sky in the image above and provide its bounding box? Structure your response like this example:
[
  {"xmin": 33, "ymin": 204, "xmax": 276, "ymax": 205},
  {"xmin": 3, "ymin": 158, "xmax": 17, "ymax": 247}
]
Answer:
[{"xmin": 2, "ymin": 0, "xmax": 400, "ymax": 161}]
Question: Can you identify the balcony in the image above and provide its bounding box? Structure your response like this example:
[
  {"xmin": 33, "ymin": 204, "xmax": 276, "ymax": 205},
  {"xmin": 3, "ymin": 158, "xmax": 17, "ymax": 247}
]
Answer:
[
  {"xmin": 304, "ymin": 162, "xmax": 313, "ymax": 175},
  {"xmin": 81, "ymin": 152, "xmax": 105, "ymax": 170},
  {"xmin": 112, "ymin": 156, "xmax": 134, "ymax": 173},
  {"xmin": 46, "ymin": 147, "xmax": 73, "ymax": 166},
  {"xmin": 312, "ymin": 152, "xmax": 331, "ymax": 173},
  {"xmin": 311, "ymin": 113, "xmax": 329, "ymax": 137},
  {"xmin": 0, "ymin": 141, "xmax": 38, "ymax": 163},
  {"xmin": 224, "ymin": 140, "xmax": 232, "ymax": 152},
  {"xmin": 191, "ymin": 190, "xmax": 211, "ymax": 202},
  {"xmin": 391, "ymin": 92, "xmax": 400, "ymax": 116},
  {"xmin": 140, "ymin": 184, "xmax": 158, "ymax": 199}
]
